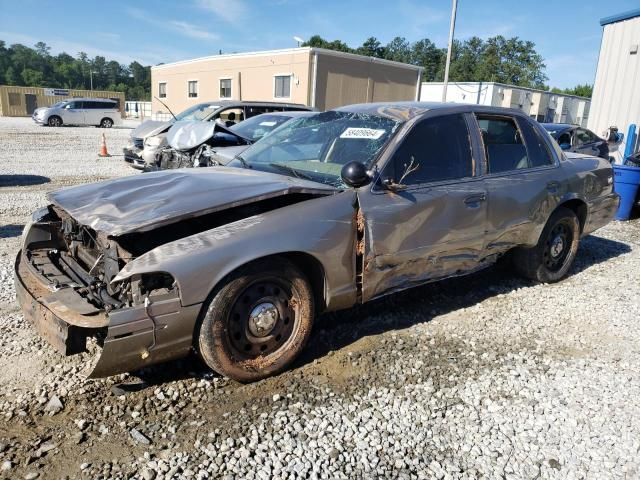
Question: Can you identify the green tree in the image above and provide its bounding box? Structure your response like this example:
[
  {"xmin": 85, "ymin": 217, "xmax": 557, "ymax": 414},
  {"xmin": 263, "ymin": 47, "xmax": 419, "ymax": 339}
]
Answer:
[
  {"xmin": 384, "ymin": 37, "xmax": 411, "ymax": 63},
  {"xmin": 356, "ymin": 37, "xmax": 385, "ymax": 58}
]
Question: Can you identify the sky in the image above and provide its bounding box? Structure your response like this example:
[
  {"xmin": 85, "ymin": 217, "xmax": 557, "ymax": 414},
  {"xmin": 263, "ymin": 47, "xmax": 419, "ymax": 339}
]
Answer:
[{"xmin": 1, "ymin": 0, "xmax": 638, "ymax": 89}]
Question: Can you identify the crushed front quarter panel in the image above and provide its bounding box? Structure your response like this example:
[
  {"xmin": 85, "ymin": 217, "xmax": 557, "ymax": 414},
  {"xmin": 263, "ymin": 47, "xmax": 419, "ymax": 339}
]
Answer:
[{"xmin": 113, "ymin": 191, "xmax": 359, "ymax": 311}]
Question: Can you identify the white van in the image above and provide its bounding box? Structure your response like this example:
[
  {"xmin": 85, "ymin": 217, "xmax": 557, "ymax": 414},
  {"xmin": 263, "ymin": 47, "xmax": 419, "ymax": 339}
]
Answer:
[{"xmin": 32, "ymin": 98, "xmax": 122, "ymax": 128}]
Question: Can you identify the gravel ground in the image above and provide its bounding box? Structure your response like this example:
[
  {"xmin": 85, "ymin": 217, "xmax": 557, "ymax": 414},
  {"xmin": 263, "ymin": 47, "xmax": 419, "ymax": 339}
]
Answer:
[{"xmin": 1, "ymin": 116, "xmax": 639, "ymax": 479}]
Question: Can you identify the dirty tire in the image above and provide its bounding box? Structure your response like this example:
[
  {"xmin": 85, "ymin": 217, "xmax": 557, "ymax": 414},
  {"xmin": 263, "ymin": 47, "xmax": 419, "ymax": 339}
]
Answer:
[
  {"xmin": 197, "ymin": 258, "xmax": 314, "ymax": 383},
  {"xmin": 100, "ymin": 118, "xmax": 113, "ymax": 128},
  {"xmin": 513, "ymin": 207, "xmax": 580, "ymax": 283},
  {"xmin": 48, "ymin": 116, "xmax": 62, "ymax": 127}
]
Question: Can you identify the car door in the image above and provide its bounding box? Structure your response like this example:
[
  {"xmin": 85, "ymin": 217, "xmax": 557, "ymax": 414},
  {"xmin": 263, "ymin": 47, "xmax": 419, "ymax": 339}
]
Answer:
[
  {"xmin": 62, "ymin": 101, "xmax": 85, "ymax": 125},
  {"xmin": 478, "ymin": 113, "xmax": 560, "ymax": 255},
  {"xmin": 574, "ymin": 128, "xmax": 603, "ymax": 157},
  {"xmin": 359, "ymin": 112, "xmax": 488, "ymax": 301}
]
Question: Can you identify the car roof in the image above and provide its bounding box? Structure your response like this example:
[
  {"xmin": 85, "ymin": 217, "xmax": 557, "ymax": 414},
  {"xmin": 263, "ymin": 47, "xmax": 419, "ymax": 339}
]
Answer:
[
  {"xmin": 334, "ymin": 101, "xmax": 532, "ymax": 122},
  {"xmin": 253, "ymin": 111, "xmax": 315, "ymax": 118},
  {"xmin": 202, "ymin": 100, "xmax": 311, "ymax": 109},
  {"xmin": 541, "ymin": 123, "xmax": 575, "ymax": 132},
  {"xmin": 65, "ymin": 98, "xmax": 117, "ymax": 102}
]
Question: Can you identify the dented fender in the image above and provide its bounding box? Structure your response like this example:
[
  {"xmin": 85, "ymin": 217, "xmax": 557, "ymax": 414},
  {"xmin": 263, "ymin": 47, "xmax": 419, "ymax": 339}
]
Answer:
[{"xmin": 113, "ymin": 191, "xmax": 359, "ymax": 311}]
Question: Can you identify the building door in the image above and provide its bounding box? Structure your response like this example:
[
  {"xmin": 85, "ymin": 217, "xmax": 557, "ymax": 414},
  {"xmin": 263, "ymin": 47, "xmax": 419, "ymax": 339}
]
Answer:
[{"xmin": 25, "ymin": 94, "xmax": 38, "ymax": 114}]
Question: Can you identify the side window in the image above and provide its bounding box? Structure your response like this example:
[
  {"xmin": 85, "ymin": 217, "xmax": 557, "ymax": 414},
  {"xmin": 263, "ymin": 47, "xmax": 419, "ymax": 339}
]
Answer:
[
  {"xmin": 245, "ymin": 106, "xmax": 272, "ymax": 119},
  {"xmin": 575, "ymin": 128, "xmax": 595, "ymax": 146},
  {"xmin": 517, "ymin": 119, "xmax": 554, "ymax": 168},
  {"xmin": 557, "ymin": 132, "xmax": 571, "ymax": 146},
  {"xmin": 477, "ymin": 116, "xmax": 529, "ymax": 174},
  {"xmin": 218, "ymin": 108, "xmax": 244, "ymax": 126},
  {"xmin": 389, "ymin": 114, "xmax": 473, "ymax": 186}
]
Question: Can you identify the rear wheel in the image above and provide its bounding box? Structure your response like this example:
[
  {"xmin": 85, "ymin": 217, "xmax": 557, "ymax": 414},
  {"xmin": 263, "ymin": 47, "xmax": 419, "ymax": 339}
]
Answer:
[
  {"xmin": 513, "ymin": 207, "xmax": 580, "ymax": 283},
  {"xmin": 100, "ymin": 118, "xmax": 113, "ymax": 128},
  {"xmin": 48, "ymin": 116, "xmax": 62, "ymax": 127},
  {"xmin": 197, "ymin": 258, "xmax": 314, "ymax": 382}
]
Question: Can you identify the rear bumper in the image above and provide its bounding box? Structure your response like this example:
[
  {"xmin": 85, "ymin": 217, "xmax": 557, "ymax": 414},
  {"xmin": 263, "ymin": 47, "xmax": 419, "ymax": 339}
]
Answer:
[
  {"xmin": 584, "ymin": 192, "xmax": 620, "ymax": 235},
  {"xmin": 15, "ymin": 250, "xmax": 200, "ymax": 377}
]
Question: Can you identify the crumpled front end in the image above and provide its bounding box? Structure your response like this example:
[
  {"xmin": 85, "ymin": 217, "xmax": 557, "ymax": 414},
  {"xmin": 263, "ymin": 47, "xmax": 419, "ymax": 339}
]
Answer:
[{"xmin": 14, "ymin": 206, "xmax": 199, "ymax": 378}]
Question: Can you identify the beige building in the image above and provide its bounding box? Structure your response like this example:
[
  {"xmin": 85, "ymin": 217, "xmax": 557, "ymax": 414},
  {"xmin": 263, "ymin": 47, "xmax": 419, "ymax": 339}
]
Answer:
[
  {"xmin": 151, "ymin": 47, "xmax": 423, "ymax": 117},
  {"xmin": 0, "ymin": 85, "xmax": 125, "ymax": 117}
]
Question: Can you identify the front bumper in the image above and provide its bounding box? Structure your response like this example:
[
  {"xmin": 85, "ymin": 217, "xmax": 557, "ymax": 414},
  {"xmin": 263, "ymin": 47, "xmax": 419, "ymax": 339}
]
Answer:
[
  {"xmin": 123, "ymin": 147, "xmax": 147, "ymax": 170},
  {"xmin": 15, "ymin": 250, "xmax": 201, "ymax": 378}
]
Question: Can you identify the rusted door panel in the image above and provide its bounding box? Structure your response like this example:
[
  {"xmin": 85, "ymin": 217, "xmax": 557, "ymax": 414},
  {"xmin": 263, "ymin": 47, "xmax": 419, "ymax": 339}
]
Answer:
[
  {"xmin": 483, "ymin": 168, "xmax": 560, "ymax": 253},
  {"xmin": 359, "ymin": 180, "xmax": 487, "ymax": 302}
]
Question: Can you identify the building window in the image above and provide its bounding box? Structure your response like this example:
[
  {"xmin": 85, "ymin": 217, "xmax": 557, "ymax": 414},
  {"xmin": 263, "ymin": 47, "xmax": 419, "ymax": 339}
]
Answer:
[
  {"xmin": 188, "ymin": 80, "xmax": 198, "ymax": 98},
  {"xmin": 219, "ymin": 78, "xmax": 232, "ymax": 99},
  {"xmin": 274, "ymin": 75, "xmax": 291, "ymax": 98},
  {"xmin": 158, "ymin": 82, "xmax": 167, "ymax": 98}
]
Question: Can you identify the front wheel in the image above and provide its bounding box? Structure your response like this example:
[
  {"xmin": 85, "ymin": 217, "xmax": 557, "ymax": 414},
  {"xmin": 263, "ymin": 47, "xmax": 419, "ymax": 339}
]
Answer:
[
  {"xmin": 513, "ymin": 207, "xmax": 580, "ymax": 283},
  {"xmin": 47, "ymin": 116, "xmax": 62, "ymax": 127},
  {"xmin": 100, "ymin": 118, "xmax": 113, "ymax": 128},
  {"xmin": 197, "ymin": 258, "xmax": 314, "ymax": 382}
]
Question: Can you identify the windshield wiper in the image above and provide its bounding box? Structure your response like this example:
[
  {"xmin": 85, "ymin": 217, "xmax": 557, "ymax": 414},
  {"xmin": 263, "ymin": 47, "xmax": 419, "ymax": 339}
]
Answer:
[
  {"xmin": 236, "ymin": 155, "xmax": 250, "ymax": 169},
  {"xmin": 269, "ymin": 162, "xmax": 313, "ymax": 180}
]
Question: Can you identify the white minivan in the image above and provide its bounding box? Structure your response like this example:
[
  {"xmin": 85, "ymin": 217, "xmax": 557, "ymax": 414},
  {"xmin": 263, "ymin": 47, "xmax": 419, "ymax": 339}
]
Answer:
[{"xmin": 32, "ymin": 98, "xmax": 122, "ymax": 128}]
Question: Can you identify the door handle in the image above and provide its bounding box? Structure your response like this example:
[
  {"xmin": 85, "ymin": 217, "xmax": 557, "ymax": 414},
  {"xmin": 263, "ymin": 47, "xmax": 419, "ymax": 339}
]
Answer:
[
  {"xmin": 547, "ymin": 181, "xmax": 560, "ymax": 193},
  {"xmin": 464, "ymin": 193, "xmax": 486, "ymax": 207}
]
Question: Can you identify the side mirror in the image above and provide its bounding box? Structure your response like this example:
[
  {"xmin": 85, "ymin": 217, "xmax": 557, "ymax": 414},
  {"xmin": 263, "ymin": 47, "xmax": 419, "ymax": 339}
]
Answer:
[
  {"xmin": 559, "ymin": 143, "xmax": 571, "ymax": 150},
  {"xmin": 341, "ymin": 161, "xmax": 371, "ymax": 188}
]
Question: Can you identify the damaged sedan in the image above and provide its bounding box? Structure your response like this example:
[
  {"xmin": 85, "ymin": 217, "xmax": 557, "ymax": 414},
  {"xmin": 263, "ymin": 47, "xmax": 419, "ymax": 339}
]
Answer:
[
  {"xmin": 155, "ymin": 111, "xmax": 315, "ymax": 170},
  {"xmin": 16, "ymin": 102, "xmax": 619, "ymax": 382}
]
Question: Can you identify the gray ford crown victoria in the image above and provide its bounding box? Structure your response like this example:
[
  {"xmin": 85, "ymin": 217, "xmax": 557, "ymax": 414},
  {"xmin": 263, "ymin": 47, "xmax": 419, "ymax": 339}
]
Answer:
[{"xmin": 16, "ymin": 102, "xmax": 619, "ymax": 382}]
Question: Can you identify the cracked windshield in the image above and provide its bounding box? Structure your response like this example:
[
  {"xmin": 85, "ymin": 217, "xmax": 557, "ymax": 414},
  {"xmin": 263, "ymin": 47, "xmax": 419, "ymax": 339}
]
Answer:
[{"xmin": 235, "ymin": 111, "xmax": 401, "ymax": 187}]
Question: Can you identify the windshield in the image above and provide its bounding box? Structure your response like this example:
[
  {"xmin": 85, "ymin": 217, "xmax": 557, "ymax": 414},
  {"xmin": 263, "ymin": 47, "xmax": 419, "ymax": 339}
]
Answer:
[
  {"xmin": 174, "ymin": 103, "xmax": 220, "ymax": 122},
  {"xmin": 235, "ymin": 111, "xmax": 401, "ymax": 187},
  {"xmin": 229, "ymin": 114, "xmax": 294, "ymax": 141},
  {"xmin": 50, "ymin": 101, "xmax": 67, "ymax": 109}
]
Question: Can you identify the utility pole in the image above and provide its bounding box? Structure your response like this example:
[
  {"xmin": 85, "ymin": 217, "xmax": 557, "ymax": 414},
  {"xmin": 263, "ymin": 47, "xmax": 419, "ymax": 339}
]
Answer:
[
  {"xmin": 442, "ymin": 0, "xmax": 458, "ymax": 102},
  {"xmin": 90, "ymin": 70, "xmax": 93, "ymax": 91}
]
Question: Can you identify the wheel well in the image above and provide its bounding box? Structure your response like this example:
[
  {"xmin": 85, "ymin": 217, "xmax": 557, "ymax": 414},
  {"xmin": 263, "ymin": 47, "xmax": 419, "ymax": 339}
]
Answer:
[
  {"xmin": 223, "ymin": 253, "xmax": 327, "ymax": 313},
  {"xmin": 557, "ymin": 199, "xmax": 587, "ymax": 232},
  {"xmin": 275, "ymin": 252, "xmax": 327, "ymax": 313},
  {"xmin": 101, "ymin": 117, "xmax": 112, "ymax": 124}
]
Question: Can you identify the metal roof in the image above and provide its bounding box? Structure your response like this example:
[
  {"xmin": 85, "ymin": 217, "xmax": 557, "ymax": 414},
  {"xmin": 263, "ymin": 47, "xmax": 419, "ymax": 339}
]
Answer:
[{"xmin": 600, "ymin": 8, "xmax": 640, "ymax": 26}]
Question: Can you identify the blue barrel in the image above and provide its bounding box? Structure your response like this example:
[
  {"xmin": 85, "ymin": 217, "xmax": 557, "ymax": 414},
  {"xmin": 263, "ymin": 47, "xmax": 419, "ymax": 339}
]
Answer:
[{"xmin": 613, "ymin": 164, "xmax": 640, "ymax": 220}]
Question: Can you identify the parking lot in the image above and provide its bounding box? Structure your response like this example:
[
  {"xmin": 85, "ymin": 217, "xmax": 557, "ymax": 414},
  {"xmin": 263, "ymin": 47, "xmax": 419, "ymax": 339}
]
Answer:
[{"xmin": 1, "ymin": 117, "xmax": 640, "ymax": 479}]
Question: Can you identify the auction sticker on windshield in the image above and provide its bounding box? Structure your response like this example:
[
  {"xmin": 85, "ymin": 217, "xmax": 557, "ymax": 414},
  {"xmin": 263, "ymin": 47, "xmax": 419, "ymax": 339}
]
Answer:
[
  {"xmin": 259, "ymin": 121, "xmax": 277, "ymax": 127},
  {"xmin": 340, "ymin": 128, "xmax": 386, "ymax": 139}
]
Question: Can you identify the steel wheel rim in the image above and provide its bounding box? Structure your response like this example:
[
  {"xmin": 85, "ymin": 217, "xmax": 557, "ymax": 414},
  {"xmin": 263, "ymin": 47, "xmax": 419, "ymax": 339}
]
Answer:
[
  {"xmin": 543, "ymin": 221, "xmax": 572, "ymax": 271},
  {"xmin": 226, "ymin": 277, "xmax": 298, "ymax": 360}
]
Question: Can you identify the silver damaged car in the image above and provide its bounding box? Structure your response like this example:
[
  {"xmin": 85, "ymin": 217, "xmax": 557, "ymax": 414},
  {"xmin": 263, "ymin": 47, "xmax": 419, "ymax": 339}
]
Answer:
[{"xmin": 15, "ymin": 102, "xmax": 619, "ymax": 382}]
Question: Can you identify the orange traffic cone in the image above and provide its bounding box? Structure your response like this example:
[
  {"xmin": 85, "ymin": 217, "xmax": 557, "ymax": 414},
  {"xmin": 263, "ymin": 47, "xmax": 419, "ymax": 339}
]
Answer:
[{"xmin": 98, "ymin": 133, "xmax": 111, "ymax": 157}]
